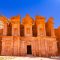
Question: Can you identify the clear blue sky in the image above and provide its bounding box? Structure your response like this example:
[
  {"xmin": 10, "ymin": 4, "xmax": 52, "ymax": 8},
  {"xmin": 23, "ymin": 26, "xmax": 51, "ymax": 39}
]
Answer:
[{"xmin": 0, "ymin": 0, "xmax": 60, "ymax": 28}]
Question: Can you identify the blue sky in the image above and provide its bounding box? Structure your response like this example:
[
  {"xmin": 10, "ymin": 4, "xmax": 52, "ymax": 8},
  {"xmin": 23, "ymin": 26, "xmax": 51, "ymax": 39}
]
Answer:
[{"xmin": 0, "ymin": 0, "xmax": 60, "ymax": 28}]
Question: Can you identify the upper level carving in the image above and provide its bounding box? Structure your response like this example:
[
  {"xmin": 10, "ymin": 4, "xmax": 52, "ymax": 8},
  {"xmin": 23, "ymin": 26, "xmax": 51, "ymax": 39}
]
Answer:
[{"xmin": 0, "ymin": 15, "xmax": 59, "ymax": 37}]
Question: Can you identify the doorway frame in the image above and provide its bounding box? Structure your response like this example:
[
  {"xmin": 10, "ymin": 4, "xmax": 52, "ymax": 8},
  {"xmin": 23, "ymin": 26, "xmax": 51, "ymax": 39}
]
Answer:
[{"xmin": 27, "ymin": 45, "xmax": 32, "ymax": 55}]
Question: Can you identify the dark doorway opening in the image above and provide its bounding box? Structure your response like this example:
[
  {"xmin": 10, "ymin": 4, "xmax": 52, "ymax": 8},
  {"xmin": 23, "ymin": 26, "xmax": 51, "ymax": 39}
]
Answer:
[
  {"xmin": 7, "ymin": 23, "xmax": 12, "ymax": 36},
  {"xmin": 27, "ymin": 45, "xmax": 32, "ymax": 54}
]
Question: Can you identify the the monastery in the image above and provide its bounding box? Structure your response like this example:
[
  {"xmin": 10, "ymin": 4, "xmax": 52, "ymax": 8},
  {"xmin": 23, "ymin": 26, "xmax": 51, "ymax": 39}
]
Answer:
[{"xmin": 0, "ymin": 14, "xmax": 60, "ymax": 57}]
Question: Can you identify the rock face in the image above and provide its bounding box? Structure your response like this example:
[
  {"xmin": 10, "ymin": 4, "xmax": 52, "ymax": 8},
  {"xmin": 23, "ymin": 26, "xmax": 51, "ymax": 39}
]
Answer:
[
  {"xmin": 55, "ymin": 26, "xmax": 60, "ymax": 55},
  {"xmin": 0, "ymin": 15, "xmax": 59, "ymax": 57}
]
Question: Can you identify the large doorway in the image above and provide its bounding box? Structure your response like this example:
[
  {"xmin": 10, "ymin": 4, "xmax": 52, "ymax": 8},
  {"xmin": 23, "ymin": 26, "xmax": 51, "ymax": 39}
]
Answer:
[{"xmin": 27, "ymin": 45, "xmax": 32, "ymax": 54}]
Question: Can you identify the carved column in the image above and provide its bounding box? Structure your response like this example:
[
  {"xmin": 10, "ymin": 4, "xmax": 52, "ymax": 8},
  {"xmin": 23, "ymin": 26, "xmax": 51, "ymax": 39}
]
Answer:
[{"xmin": 3, "ymin": 23, "xmax": 7, "ymax": 36}]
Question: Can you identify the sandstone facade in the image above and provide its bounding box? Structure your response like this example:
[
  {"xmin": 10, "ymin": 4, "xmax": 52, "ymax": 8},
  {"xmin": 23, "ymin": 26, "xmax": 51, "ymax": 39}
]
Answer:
[{"xmin": 0, "ymin": 14, "xmax": 59, "ymax": 57}]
